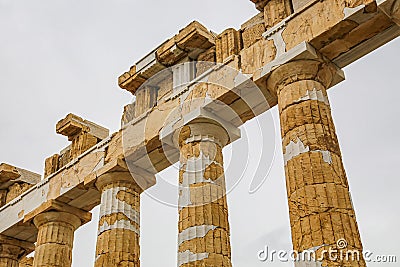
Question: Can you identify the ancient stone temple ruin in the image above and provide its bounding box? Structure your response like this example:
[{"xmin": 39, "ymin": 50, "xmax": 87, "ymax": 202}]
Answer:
[{"xmin": 1, "ymin": 0, "xmax": 399, "ymax": 266}]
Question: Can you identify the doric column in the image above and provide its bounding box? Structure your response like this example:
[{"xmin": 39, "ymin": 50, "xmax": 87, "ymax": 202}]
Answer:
[
  {"xmin": 0, "ymin": 235, "xmax": 34, "ymax": 267},
  {"xmin": 268, "ymin": 59, "xmax": 365, "ymax": 266},
  {"xmin": 33, "ymin": 211, "xmax": 84, "ymax": 267},
  {"xmin": 94, "ymin": 172, "xmax": 142, "ymax": 267},
  {"xmin": 175, "ymin": 120, "xmax": 232, "ymax": 267}
]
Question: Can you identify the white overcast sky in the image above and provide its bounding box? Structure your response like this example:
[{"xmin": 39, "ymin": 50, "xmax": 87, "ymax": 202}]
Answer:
[{"xmin": 0, "ymin": 1, "xmax": 399, "ymax": 266}]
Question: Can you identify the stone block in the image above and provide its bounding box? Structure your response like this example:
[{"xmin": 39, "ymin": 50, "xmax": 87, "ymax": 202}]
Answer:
[
  {"xmin": 121, "ymin": 102, "xmax": 136, "ymax": 126},
  {"xmin": 0, "ymin": 163, "xmax": 20, "ymax": 183},
  {"xmin": 134, "ymin": 85, "xmax": 159, "ymax": 117},
  {"xmin": 264, "ymin": 0, "xmax": 292, "ymax": 29},
  {"xmin": 241, "ymin": 12, "xmax": 266, "ymax": 48},
  {"xmin": 44, "ymin": 154, "xmax": 60, "ymax": 178},
  {"xmin": 157, "ymin": 21, "xmax": 215, "ymax": 66},
  {"xmin": 196, "ymin": 47, "xmax": 216, "ymax": 77},
  {"xmin": 216, "ymin": 29, "xmax": 242, "ymax": 63},
  {"xmin": 250, "ymin": 0, "xmax": 269, "ymax": 11},
  {"xmin": 56, "ymin": 113, "xmax": 109, "ymax": 141}
]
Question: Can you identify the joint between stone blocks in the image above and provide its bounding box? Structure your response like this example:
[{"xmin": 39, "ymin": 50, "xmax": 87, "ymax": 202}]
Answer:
[
  {"xmin": 92, "ymin": 158, "xmax": 156, "ymax": 193},
  {"xmin": 24, "ymin": 199, "xmax": 92, "ymax": 228}
]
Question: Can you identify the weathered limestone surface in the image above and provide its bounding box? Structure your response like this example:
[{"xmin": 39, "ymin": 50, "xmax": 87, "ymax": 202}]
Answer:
[
  {"xmin": 216, "ymin": 28, "xmax": 242, "ymax": 63},
  {"xmin": 19, "ymin": 257, "xmax": 33, "ymax": 267},
  {"xmin": 122, "ymin": 102, "xmax": 136, "ymax": 126},
  {"xmin": 32, "ymin": 211, "xmax": 88, "ymax": 267},
  {"xmin": 94, "ymin": 171, "xmax": 144, "ymax": 267},
  {"xmin": 119, "ymin": 21, "xmax": 216, "ymax": 95},
  {"xmin": 268, "ymin": 59, "xmax": 365, "ymax": 266},
  {"xmin": 282, "ymin": 0, "xmax": 382, "ymax": 54},
  {"xmin": 240, "ymin": 38, "xmax": 277, "ymax": 74},
  {"xmin": 0, "ymin": 164, "xmax": 40, "ymax": 208},
  {"xmin": 44, "ymin": 114, "xmax": 109, "ymax": 178},
  {"xmin": 0, "ymin": 235, "xmax": 34, "ymax": 267},
  {"xmin": 175, "ymin": 121, "xmax": 233, "ymax": 267},
  {"xmin": 196, "ymin": 47, "xmax": 216, "ymax": 77},
  {"xmin": 250, "ymin": 0, "xmax": 269, "ymax": 11},
  {"xmin": 241, "ymin": 12, "xmax": 266, "ymax": 49},
  {"xmin": 134, "ymin": 85, "xmax": 159, "ymax": 117},
  {"xmin": 0, "ymin": 1, "xmax": 399, "ymax": 265},
  {"xmin": 264, "ymin": 0, "xmax": 292, "ymax": 29}
]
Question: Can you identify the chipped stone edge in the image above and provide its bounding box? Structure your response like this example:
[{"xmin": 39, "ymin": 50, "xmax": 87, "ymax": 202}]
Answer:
[{"xmin": 283, "ymin": 138, "xmax": 333, "ymax": 165}]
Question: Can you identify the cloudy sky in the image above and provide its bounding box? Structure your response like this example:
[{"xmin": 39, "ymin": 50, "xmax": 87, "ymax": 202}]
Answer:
[{"xmin": 0, "ymin": 1, "xmax": 399, "ymax": 266}]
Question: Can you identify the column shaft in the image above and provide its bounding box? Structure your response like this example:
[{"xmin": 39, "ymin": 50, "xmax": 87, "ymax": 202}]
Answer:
[
  {"xmin": 0, "ymin": 257, "xmax": 18, "ymax": 267},
  {"xmin": 95, "ymin": 179, "xmax": 141, "ymax": 267},
  {"xmin": 33, "ymin": 212, "xmax": 81, "ymax": 267},
  {"xmin": 177, "ymin": 122, "xmax": 232, "ymax": 267},
  {"xmin": 269, "ymin": 60, "xmax": 365, "ymax": 266}
]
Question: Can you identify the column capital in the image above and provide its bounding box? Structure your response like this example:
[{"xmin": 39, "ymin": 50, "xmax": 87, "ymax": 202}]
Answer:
[
  {"xmin": 253, "ymin": 42, "xmax": 344, "ymax": 94},
  {"xmin": 33, "ymin": 211, "xmax": 82, "ymax": 231},
  {"xmin": 94, "ymin": 158, "xmax": 156, "ymax": 192},
  {"xmin": 32, "ymin": 209, "xmax": 85, "ymax": 267},
  {"xmin": 267, "ymin": 59, "xmax": 339, "ymax": 93},
  {"xmin": 0, "ymin": 235, "xmax": 34, "ymax": 260},
  {"xmin": 160, "ymin": 107, "xmax": 241, "ymax": 149},
  {"xmin": 175, "ymin": 119, "xmax": 230, "ymax": 148},
  {"xmin": 24, "ymin": 199, "xmax": 92, "ymax": 227},
  {"xmin": 95, "ymin": 172, "xmax": 142, "ymax": 192}
]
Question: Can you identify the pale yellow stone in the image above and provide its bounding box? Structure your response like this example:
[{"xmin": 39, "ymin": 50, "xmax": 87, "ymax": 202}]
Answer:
[
  {"xmin": 33, "ymin": 212, "xmax": 82, "ymax": 267},
  {"xmin": 268, "ymin": 60, "xmax": 365, "ymax": 266},
  {"xmin": 176, "ymin": 121, "xmax": 232, "ymax": 267}
]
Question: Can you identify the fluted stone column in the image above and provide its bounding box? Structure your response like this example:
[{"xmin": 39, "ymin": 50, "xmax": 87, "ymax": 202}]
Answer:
[
  {"xmin": 268, "ymin": 60, "xmax": 365, "ymax": 266},
  {"xmin": 0, "ymin": 235, "xmax": 33, "ymax": 267},
  {"xmin": 94, "ymin": 173, "xmax": 142, "ymax": 267},
  {"xmin": 175, "ymin": 120, "xmax": 232, "ymax": 267},
  {"xmin": 33, "ymin": 212, "xmax": 81, "ymax": 267}
]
